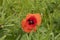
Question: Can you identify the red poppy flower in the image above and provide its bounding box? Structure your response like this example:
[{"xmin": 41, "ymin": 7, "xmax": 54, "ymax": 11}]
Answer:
[{"xmin": 21, "ymin": 13, "xmax": 42, "ymax": 33}]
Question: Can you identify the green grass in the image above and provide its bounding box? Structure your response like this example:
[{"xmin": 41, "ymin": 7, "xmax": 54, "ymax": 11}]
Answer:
[{"xmin": 0, "ymin": 0, "xmax": 60, "ymax": 40}]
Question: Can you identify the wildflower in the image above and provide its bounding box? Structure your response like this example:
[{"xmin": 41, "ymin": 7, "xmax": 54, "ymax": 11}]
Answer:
[{"xmin": 21, "ymin": 13, "xmax": 42, "ymax": 33}]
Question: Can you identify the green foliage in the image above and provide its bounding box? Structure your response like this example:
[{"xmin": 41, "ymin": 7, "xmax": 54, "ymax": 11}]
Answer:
[{"xmin": 0, "ymin": 0, "xmax": 60, "ymax": 40}]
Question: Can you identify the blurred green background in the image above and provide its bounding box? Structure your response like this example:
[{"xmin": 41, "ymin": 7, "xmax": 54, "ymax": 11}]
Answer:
[{"xmin": 0, "ymin": 0, "xmax": 60, "ymax": 40}]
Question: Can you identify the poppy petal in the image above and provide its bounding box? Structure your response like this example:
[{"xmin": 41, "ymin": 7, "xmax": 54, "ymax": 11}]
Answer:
[
  {"xmin": 21, "ymin": 19, "xmax": 26, "ymax": 28},
  {"xmin": 26, "ymin": 13, "xmax": 33, "ymax": 20},
  {"xmin": 33, "ymin": 13, "xmax": 42, "ymax": 25},
  {"xmin": 21, "ymin": 19, "xmax": 34, "ymax": 33},
  {"xmin": 33, "ymin": 26, "xmax": 36, "ymax": 32},
  {"xmin": 23, "ymin": 26, "xmax": 32, "ymax": 33}
]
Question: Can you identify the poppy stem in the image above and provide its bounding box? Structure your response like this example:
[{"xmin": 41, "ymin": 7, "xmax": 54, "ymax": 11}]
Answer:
[
  {"xmin": 28, "ymin": 33, "xmax": 29, "ymax": 36},
  {"xmin": 31, "ymin": 9, "xmax": 34, "ymax": 14}
]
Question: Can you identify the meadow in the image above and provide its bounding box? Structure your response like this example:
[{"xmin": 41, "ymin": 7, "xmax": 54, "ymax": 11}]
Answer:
[{"xmin": 0, "ymin": 0, "xmax": 60, "ymax": 40}]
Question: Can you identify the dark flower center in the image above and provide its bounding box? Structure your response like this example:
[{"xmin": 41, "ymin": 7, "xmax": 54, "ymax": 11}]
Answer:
[
  {"xmin": 27, "ymin": 16, "xmax": 37, "ymax": 25},
  {"xmin": 28, "ymin": 19, "xmax": 34, "ymax": 25}
]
